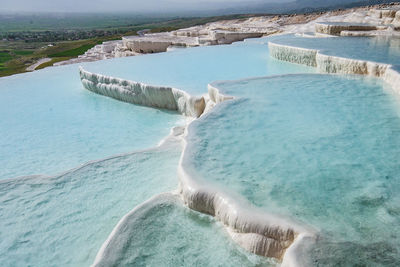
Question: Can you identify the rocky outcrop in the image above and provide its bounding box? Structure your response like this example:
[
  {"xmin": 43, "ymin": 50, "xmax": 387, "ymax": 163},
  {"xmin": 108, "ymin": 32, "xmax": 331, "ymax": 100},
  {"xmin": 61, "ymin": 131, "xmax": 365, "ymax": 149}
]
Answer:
[
  {"xmin": 315, "ymin": 22, "xmax": 380, "ymax": 36},
  {"xmin": 79, "ymin": 67, "xmax": 205, "ymax": 117},
  {"xmin": 269, "ymin": 42, "xmax": 317, "ymax": 67},
  {"xmin": 268, "ymin": 41, "xmax": 400, "ymax": 94},
  {"xmin": 122, "ymin": 37, "xmax": 172, "ymax": 53}
]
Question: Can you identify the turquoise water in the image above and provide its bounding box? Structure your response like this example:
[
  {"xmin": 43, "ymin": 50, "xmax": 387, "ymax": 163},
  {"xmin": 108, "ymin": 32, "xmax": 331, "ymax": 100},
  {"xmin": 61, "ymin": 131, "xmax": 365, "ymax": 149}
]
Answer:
[
  {"xmin": 186, "ymin": 74, "xmax": 400, "ymax": 265},
  {"xmin": 3, "ymin": 35, "xmax": 398, "ymax": 266},
  {"xmin": 0, "ymin": 37, "xmax": 315, "ymax": 266},
  {"xmin": 271, "ymin": 35, "xmax": 400, "ymax": 67},
  {"xmin": 85, "ymin": 39, "xmax": 315, "ymax": 95},
  {"xmin": 95, "ymin": 194, "xmax": 276, "ymax": 267},
  {"xmin": 0, "ymin": 66, "xmax": 181, "ymax": 179},
  {"xmin": 0, "ymin": 38, "xmax": 314, "ymax": 179},
  {"xmin": 0, "ymin": 141, "xmax": 181, "ymax": 266}
]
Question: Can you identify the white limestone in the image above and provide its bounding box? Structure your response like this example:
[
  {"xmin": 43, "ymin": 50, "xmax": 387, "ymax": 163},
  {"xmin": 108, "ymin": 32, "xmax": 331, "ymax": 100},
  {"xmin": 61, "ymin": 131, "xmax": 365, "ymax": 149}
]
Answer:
[
  {"xmin": 79, "ymin": 3, "xmax": 400, "ymax": 266},
  {"xmin": 79, "ymin": 64, "xmax": 315, "ymax": 264},
  {"xmin": 45, "ymin": 3, "xmax": 400, "ymax": 67},
  {"xmin": 383, "ymin": 67, "xmax": 400, "ymax": 94},
  {"xmin": 92, "ymin": 193, "xmax": 179, "ymax": 267},
  {"xmin": 315, "ymin": 22, "xmax": 379, "ymax": 36},
  {"xmin": 283, "ymin": 4, "xmax": 400, "ymax": 34},
  {"xmin": 340, "ymin": 29, "xmax": 400, "ymax": 37},
  {"xmin": 393, "ymin": 10, "xmax": 400, "ymax": 27},
  {"xmin": 177, "ymin": 84, "xmax": 316, "ymax": 263},
  {"xmin": 268, "ymin": 41, "xmax": 400, "ymax": 94},
  {"xmin": 268, "ymin": 42, "xmax": 317, "ymax": 67},
  {"xmin": 79, "ymin": 67, "xmax": 205, "ymax": 117}
]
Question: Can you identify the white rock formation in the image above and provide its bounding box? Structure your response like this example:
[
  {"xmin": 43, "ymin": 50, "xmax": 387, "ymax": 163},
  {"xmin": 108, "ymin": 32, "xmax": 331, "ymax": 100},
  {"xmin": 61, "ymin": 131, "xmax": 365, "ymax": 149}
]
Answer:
[
  {"xmin": 79, "ymin": 67, "xmax": 205, "ymax": 117},
  {"xmin": 283, "ymin": 4, "xmax": 400, "ymax": 34},
  {"xmin": 340, "ymin": 29, "xmax": 400, "ymax": 37},
  {"xmin": 178, "ymin": 148, "xmax": 314, "ymax": 262},
  {"xmin": 79, "ymin": 4, "xmax": 400, "ymax": 266},
  {"xmin": 176, "ymin": 81, "xmax": 316, "ymax": 263},
  {"xmin": 47, "ymin": 3, "xmax": 400, "ymax": 67},
  {"xmin": 315, "ymin": 22, "xmax": 380, "ymax": 36},
  {"xmin": 268, "ymin": 41, "xmax": 400, "ymax": 94},
  {"xmin": 79, "ymin": 64, "xmax": 315, "ymax": 264},
  {"xmin": 92, "ymin": 193, "xmax": 181, "ymax": 267},
  {"xmin": 393, "ymin": 10, "xmax": 400, "ymax": 27},
  {"xmin": 269, "ymin": 42, "xmax": 318, "ymax": 67}
]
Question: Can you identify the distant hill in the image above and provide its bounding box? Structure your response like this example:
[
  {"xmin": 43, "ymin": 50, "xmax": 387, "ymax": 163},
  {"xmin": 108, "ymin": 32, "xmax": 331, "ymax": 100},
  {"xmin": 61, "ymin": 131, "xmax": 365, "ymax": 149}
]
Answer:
[
  {"xmin": 200, "ymin": 0, "xmax": 399, "ymax": 16},
  {"xmin": 291, "ymin": 0, "xmax": 400, "ymax": 13}
]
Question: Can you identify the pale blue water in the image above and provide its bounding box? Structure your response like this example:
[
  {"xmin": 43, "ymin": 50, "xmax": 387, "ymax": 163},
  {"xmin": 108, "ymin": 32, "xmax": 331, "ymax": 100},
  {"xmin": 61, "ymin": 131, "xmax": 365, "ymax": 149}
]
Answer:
[
  {"xmin": 3, "ymin": 35, "xmax": 398, "ymax": 266},
  {"xmin": 0, "ymin": 38, "xmax": 314, "ymax": 179},
  {"xmin": 0, "ymin": 142, "xmax": 181, "ymax": 266},
  {"xmin": 85, "ymin": 39, "xmax": 315, "ymax": 95},
  {"xmin": 271, "ymin": 35, "xmax": 400, "ymax": 67},
  {"xmin": 186, "ymin": 74, "xmax": 400, "ymax": 265},
  {"xmin": 0, "ymin": 38, "xmax": 315, "ymax": 266},
  {"xmin": 95, "ymin": 194, "xmax": 276, "ymax": 267},
  {"xmin": 0, "ymin": 66, "xmax": 181, "ymax": 179}
]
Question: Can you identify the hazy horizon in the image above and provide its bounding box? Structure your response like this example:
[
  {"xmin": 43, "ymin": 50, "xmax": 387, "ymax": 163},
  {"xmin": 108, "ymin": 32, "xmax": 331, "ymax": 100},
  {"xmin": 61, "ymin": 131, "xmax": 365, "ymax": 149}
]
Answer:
[
  {"xmin": 1, "ymin": 0, "xmax": 392, "ymax": 14},
  {"xmin": 0, "ymin": 0, "xmax": 292, "ymax": 13}
]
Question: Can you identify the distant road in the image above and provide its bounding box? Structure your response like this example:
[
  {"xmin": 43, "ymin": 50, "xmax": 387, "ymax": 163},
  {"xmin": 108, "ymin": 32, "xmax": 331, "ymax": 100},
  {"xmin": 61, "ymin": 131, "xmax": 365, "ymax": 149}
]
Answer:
[
  {"xmin": 137, "ymin": 29, "xmax": 151, "ymax": 36},
  {"xmin": 26, "ymin": 58, "xmax": 51, "ymax": 71}
]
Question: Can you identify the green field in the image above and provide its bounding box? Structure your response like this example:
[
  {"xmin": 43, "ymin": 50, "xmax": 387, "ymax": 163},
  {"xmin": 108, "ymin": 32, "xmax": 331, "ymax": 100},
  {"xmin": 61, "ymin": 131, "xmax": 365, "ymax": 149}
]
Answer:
[
  {"xmin": 49, "ymin": 43, "xmax": 100, "ymax": 57},
  {"xmin": 0, "ymin": 51, "xmax": 13, "ymax": 63},
  {"xmin": 0, "ymin": 13, "xmax": 252, "ymax": 77},
  {"xmin": 14, "ymin": 50, "xmax": 35, "ymax": 55}
]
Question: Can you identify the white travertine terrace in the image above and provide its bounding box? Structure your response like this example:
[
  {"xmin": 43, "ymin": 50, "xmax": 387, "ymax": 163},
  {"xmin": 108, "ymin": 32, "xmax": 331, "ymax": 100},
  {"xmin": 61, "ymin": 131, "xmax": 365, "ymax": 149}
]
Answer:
[
  {"xmin": 178, "ymin": 124, "xmax": 315, "ymax": 263},
  {"xmin": 52, "ymin": 3, "xmax": 400, "ymax": 66},
  {"xmin": 80, "ymin": 66, "xmax": 315, "ymax": 265},
  {"xmin": 121, "ymin": 31, "xmax": 264, "ymax": 53},
  {"xmin": 340, "ymin": 29, "xmax": 400, "ymax": 37},
  {"xmin": 92, "ymin": 193, "xmax": 182, "ymax": 267},
  {"xmin": 78, "ymin": 3, "xmax": 400, "ymax": 266},
  {"xmin": 79, "ymin": 67, "xmax": 205, "ymax": 117},
  {"xmin": 90, "ymin": 126, "xmax": 185, "ymax": 266},
  {"xmin": 283, "ymin": 4, "xmax": 400, "ymax": 35},
  {"xmin": 268, "ymin": 42, "xmax": 318, "ymax": 67},
  {"xmin": 268, "ymin": 41, "xmax": 400, "ymax": 93},
  {"xmin": 315, "ymin": 22, "xmax": 380, "ymax": 36}
]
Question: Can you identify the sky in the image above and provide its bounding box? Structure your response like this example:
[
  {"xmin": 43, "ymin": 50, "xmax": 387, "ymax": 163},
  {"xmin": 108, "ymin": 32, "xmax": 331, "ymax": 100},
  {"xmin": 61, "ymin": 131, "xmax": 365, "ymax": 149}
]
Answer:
[
  {"xmin": 0, "ymin": 0, "xmax": 291, "ymax": 13},
  {"xmin": 0, "ymin": 0, "xmax": 391, "ymax": 14}
]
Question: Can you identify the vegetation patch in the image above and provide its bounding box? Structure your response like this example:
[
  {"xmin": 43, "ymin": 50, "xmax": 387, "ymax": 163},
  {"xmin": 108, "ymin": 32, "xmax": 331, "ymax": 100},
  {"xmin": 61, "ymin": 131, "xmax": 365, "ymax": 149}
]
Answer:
[
  {"xmin": 35, "ymin": 57, "xmax": 70, "ymax": 70},
  {"xmin": 14, "ymin": 50, "xmax": 34, "ymax": 55},
  {"xmin": 0, "ymin": 13, "xmax": 255, "ymax": 77},
  {"xmin": 0, "ymin": 51, "xmax": 12, "ymax": 63},
  {"xmin": 48, "ymin": 44, "xmax": 97, "ymax": 57}
]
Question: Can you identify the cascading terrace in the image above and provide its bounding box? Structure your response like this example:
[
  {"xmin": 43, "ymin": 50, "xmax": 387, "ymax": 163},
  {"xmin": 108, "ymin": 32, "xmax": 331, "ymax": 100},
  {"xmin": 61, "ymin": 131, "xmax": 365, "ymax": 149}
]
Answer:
[
  {"xmin": 79, "ymin": 67, "xmax": 206, "ymax": 118},
  {"xmin": 79, "ymin": 34, "xmax": 400, "ymax": 266},
  {"xmin": 268, "ymin": 39, "xmax": 400, "ymax": 93},
  {"xmin": 79, "ymin": 67, "xmax": 315, "ymax": 266}
]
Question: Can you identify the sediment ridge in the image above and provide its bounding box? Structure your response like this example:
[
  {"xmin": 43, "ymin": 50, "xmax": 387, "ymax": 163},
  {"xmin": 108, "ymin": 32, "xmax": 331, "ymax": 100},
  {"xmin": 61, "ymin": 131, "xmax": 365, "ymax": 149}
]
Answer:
[
  {"xmin": 268, "ymin": 41, "xmax": 400, "ymax": 93},
  {"xmin": 178, "ymin": 131, "xmax": 315, "ymax": 264},
  {"xmin": 82, "ymin": 33, "xmax": 400, "ymax": 264},
  {"xmin": 81, "ymin": 66, "xmax": 316, "ymax": 266},
  {"xmin": 79, "ymin": 67, "xmax": 206, "ymax": 117}
]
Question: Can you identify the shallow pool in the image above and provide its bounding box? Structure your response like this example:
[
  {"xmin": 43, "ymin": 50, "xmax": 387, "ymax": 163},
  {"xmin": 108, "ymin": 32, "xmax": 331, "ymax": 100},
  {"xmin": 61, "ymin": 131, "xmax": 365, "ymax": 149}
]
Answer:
[
  {"xmin": 84, "ymin": 39, "xmax": 315, "ymax": 95},
  {"xmin": 185, "ymin": 74, "xmax": 400, "ymax": 265},
  {"xmin": 0, "ymin": 38, "xmax": 314, "ymax": 179},
  {"xmin": 0, "ymin": 66, "xmax": 181, "ymax": 179},
  {"xmin": 94, "ymin": 194, "xmax": 276, "ymax": 267},
  {"xmin": 271, "ymin": 35, "xmax": 400, "ymax": 67},
  {"xmin": 0, "ymin": 139, "xmax": 181, "ymax": 266},
  {"xmin": 0, "ymin": 37, "xmax": 315, "ymax": 266}
]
